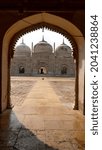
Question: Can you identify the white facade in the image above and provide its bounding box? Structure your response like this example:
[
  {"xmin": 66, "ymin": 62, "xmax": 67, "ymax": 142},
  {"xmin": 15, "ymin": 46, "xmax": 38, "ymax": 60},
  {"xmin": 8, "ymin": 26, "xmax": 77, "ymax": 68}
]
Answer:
[{"xmin": 10, "ymin": 38, "xmax": 75, "ymax": 76}]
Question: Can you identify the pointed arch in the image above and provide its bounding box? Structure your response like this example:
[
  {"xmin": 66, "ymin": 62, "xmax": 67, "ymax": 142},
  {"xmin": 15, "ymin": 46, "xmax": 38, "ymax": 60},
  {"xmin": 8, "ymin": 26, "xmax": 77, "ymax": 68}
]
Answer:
[{"xmin": 1, "ymin": 12, "xmax": 84, "ymax": 113}]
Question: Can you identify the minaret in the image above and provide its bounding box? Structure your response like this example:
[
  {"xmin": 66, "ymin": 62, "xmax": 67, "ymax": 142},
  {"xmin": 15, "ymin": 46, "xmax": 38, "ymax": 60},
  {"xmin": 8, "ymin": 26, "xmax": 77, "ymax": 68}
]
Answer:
[
  {"xmin": 31, "ymin": 42, "xmax": 33, "ymax": 54},
  {"xmin": 53, "ymin": 42, "xmax": 55, "ymax": 53},
  {"xmin": 63, "ymin": 38, "xmax": 65, "ymax": 44}
]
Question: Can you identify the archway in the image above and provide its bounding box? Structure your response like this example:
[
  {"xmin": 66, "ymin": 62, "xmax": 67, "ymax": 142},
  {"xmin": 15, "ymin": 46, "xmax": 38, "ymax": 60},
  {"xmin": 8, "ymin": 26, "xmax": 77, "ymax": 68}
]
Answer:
[
  {"xmin": 39, "ymin": 67, "xmax": 47, "ymax": 74},
  {"xmin": 61, "ymin": 66, "xmax": 67, "ymax": 75},
  {"xmin": 19, "ymin": 66, "xmax": 25, "ymax": 74},
  {"xmin": 1, "ymin": 13, "xmax": 84, "ymax": 113}
]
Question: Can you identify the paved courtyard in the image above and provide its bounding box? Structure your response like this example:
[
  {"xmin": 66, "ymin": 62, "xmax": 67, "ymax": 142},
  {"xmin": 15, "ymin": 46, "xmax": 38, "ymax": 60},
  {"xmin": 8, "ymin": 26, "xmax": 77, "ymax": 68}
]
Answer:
[
  {"xmin": 11, "ymin": 77, "xmax": 75, "ymax": 109},
  {"xmin": 0, "ymin": 77, "xmax": 85, "ymax": 150}
]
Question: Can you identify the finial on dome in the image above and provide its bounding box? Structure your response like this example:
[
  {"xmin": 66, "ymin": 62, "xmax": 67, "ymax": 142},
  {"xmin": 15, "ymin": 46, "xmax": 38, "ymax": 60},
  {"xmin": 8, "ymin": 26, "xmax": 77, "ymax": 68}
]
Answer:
[
  {"xmin": 42, "ymin": 27, "xmax": 44, "ymax": 32},
  {"xmin": 22, "ymin": 38, "xmax": 24, "ymax": 44},
  {"xmin": 42, "ymin": 35, "xmax": 45, "ymax": 41},
  {"xmin": 53, "ymin": 42, "xmax": 55, "ymax": 52},
  {"xmin": 42, "ymin": 27, "xmax": 45, "ymax": 41},
  {"xmin": 63, "ymin": 38, "xmax": 65, "ymax": 44}
]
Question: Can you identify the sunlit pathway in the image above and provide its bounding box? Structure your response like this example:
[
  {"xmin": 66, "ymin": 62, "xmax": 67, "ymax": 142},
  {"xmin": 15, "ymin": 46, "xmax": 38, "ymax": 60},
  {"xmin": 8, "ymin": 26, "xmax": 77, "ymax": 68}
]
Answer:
[
  {"xmin": 20, "ymin": 77, "xmax": 74, "ymax": 115},
  {"xmin": 0, "ymin": 77, "xmax": 85, "ymax": 150}
]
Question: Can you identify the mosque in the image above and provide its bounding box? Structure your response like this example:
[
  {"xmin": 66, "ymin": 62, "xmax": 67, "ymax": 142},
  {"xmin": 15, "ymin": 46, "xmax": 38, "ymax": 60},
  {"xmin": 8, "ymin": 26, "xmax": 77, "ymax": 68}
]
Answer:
[{"xmin": 10, "ymin": 37, "xmax": 75, "ymax": 76}]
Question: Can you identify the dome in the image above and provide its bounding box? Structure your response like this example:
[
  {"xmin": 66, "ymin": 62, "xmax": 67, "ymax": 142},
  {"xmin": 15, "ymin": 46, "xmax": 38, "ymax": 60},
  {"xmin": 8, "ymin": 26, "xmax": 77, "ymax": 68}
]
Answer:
[
  {"xmin": 34, "ymin": 37, "xmax": 53, "ymax": 53},
  {"xmin": 56, "ymin": 41, "xmax": 72, "ymax": 56},
  {"xmin": 15, "ymin": 39, "xmax": 31, "ymax": 56}
]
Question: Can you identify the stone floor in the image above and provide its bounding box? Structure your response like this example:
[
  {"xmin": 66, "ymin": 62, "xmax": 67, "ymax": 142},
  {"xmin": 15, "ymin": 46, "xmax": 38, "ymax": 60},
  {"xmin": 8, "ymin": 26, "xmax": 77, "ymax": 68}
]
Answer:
[{"xmin": 0, "ymin": 77, "xmax": 85, "ymax": 150}]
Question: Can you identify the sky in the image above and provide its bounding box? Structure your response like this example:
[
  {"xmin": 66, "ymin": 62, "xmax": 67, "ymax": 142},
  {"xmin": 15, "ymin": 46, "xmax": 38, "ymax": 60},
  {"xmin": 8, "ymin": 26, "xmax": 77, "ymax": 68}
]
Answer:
[{"xmin": 15, "ymin": 28, "xmax": 72, "ymax": 49}]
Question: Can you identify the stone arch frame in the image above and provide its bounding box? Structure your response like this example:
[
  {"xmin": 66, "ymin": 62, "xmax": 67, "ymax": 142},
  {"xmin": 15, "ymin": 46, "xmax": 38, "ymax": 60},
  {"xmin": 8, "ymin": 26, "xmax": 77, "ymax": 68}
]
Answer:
[{"xmin": 1, "ymin": 12, "xmax": 84, "ymax": 113}]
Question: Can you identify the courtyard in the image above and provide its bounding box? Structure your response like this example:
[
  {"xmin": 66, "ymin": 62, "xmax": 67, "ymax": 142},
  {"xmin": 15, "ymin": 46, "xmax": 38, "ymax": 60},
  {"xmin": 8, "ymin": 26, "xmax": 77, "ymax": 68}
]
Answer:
[
  {"xmin": 11, "ymin": 77, "xmax": 75, "ymax": 109},
  {"xmin": 0, "ymin": 77, "xmax": 85, "ymax": 150}
]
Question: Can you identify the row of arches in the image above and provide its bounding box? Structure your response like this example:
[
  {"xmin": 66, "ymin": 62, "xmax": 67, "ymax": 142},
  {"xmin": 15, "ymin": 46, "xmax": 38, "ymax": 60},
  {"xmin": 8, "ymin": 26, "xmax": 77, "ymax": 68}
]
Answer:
[
  {"xmin": 1, "ymin": 12, "xmax": 85, "ymax": 114},
  {"xmin": 19, "ymin": 66, "xmax": 68, "ymax": 75}
]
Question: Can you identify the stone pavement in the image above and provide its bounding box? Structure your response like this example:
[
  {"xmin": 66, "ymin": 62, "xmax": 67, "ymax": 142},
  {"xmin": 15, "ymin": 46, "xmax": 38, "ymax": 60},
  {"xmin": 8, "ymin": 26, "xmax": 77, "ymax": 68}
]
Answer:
[{"xmin": 0, "ymin": 77, "xmax": 85, "ymax": 150}]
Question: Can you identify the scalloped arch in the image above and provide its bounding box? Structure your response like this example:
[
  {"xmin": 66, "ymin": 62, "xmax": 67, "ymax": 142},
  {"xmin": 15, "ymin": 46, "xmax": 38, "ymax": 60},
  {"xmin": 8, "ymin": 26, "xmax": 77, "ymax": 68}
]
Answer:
[
  {"xmin": 4, "ymin": 12, "xmax": 83, "ymax": 60},
  {"xmin": 10, "ymin": 22, "xmax": 78, "ymax": 59}
]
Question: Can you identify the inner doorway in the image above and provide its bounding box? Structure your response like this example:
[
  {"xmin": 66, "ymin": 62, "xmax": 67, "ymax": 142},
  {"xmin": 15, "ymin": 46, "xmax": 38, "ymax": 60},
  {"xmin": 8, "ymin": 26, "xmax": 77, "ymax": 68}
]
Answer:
[
  {"xmin": 61, "ymin": 66, "xmax": 67, "ymax": 75},
  {"xmin": 19, "ymin": 66, "xmax": 25, "ymax": 74},
  {"xmin": 39, "ymin": 67, "xmax": 47, "ymax": 74}
]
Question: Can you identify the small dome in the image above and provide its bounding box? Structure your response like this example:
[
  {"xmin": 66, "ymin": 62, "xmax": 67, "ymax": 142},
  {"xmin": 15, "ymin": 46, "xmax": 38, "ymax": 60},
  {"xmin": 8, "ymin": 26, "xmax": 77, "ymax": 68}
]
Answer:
[
  {"xmin": 56, "ymin": 41, "xmax": 72, "ymax": 56},
  {"xmin": 15, "ymin": 39, "xmax": 31, "ymax": 56},
  {"xmin": 34, "ymin": 37, "xmax": 53, "ymax": 53}
]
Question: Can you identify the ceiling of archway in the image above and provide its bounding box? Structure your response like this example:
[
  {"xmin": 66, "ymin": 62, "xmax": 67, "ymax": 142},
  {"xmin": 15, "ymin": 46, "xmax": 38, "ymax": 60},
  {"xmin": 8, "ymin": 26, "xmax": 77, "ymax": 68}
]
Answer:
[
  {"xmin": 10, "ymin": 22, "xmax": 78, "ymax": 59},
  {"xmin": 0, "ymin": 0, "xmax": 84, "ymax": 11}
]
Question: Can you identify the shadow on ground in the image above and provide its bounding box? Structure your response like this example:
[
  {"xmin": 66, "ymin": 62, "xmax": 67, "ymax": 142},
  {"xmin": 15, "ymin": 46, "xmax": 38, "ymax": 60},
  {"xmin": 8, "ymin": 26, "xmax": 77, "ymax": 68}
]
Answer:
[{"xmin": 0, "ymin": 110, "xmax": 58, "ymax": 150}]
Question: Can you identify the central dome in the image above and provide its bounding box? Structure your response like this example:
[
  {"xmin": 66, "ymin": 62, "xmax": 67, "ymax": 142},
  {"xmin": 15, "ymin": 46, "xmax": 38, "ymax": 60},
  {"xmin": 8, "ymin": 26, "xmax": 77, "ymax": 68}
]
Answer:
[{"xmin": 34, "ymin": 37, "xmax": 53, "ymax": 53}]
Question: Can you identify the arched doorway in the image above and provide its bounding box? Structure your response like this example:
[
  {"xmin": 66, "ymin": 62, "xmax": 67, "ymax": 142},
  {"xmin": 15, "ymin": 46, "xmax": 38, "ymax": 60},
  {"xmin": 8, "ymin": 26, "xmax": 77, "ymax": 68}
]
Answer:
[
  {"xmin": 39, "ymin": 67, "xmax": 47, "ymax": 74},
  {"xmin": 61, "ymin": 66, "xmax": 67, "ymax": 75},
  {"xmin": 1, "ymin": 13, "xmax": 84, "ymax": 113},
  {"xmin": 19, "ymin": 66, "xmax": 25, "ymax": 74}
]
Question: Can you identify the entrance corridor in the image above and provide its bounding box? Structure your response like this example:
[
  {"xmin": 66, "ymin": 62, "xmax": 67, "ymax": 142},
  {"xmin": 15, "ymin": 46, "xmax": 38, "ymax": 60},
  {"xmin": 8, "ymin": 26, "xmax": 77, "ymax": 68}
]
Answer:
[{"xmin": 0, "ymin": 77, "xmax": 85, "ymax": 150}]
